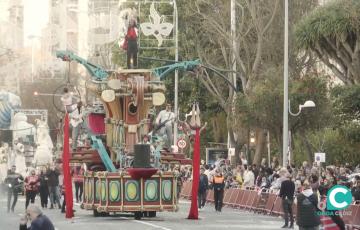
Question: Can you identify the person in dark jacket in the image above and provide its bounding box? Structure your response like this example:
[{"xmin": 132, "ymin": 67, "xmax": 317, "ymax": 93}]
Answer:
[
  {"xmin": 46, "ymin": 165, "xmax": 61, "ymax": 209},
  {"xmin": 296, "ymin": 180, "xmax": 321, "ymax": 230},
  {"xmin": 19, "ymin": 205, "xmax": 55, "ymax": 230},
  {"xmin": 5, "ymin": 165, "xmax": 24, "ymax": 212},
  {"xmin": 198, "ymin": 167, "xmax": 208, "ymax": 209},
  {"xmin": 279, "ymin": 173, "xmax": 295, "ymax": 228},
  {"xmin": 39, "ymin": 168, "xmax": 49, "ymax": 208},
  {"xmin": 352, "ymin": 179, "xmax": 360, "ymax": 201},
  {"xmin": 72, "ymin": 165, "xmax": 84, "ymax": 203},
  {"xmin": 212, "ymin": 169, "xmax": 225, "ymax": 212}
]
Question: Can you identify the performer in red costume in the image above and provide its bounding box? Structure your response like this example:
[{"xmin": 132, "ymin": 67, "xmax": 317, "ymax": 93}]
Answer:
[{"xmin": 125, "ymin": 19, "xmax": 138, "ymax": 69}]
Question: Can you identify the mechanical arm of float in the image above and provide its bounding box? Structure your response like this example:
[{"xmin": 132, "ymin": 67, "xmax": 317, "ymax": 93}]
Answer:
[
  {"xmin": 152, "ymin": 59, "xmax": 237, "ymax": 91},
  {"xmin": 56, "ymin": 50, "xmax": 116, "ymax": 171},
  {"xmin": 152, "ymin": 60, "xmax": 201, "ymax": 79},
  {"xmin": 56, "ymin": 50, "xmax": 109, "ymax": 80}
]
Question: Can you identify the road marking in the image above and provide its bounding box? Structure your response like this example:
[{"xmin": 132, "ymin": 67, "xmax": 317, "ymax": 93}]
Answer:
[
  {"xmin": 179, "ymin": 200, "xmax": 191, "ymax": 204},
  {"xmin": 134, "ymin": 220, "xmax": 173, "ymax": 230},
  {"xmin": 119, "ymin": 216, "xmax": 173, "ymax": 230}
]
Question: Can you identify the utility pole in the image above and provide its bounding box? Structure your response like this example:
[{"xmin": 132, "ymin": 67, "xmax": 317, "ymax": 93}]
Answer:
[
  {"xmin": 173, "ymin": 0, "xmax": 179, "ymax": 147},
  {"xmin": 282, "ymin": 0, "xmax": 289, "ymax": 167},
  {"xmin": 228, "ymin": 0, "xmax": 237, "ymax": 158}
]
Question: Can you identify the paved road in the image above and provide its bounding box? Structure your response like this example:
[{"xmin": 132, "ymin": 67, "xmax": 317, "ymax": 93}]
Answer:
[{"xmin": 0, "ymin": 193, "xmax": 292, "ymax": 230}]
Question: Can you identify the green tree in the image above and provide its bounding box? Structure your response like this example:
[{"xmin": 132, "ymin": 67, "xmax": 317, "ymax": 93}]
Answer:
[
  {"xmin": 291, "ymin": 84, "xmax": 360, "ymax": 166},
  {"xmin": 236, "ymin": 71, "xmax": 332, "ymax": 164},
  {"xmin": 295, "ymin": 0, "xmax": 360, "ymax": 84}
]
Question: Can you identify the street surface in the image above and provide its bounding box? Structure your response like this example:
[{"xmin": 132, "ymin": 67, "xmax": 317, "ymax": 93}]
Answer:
[{"xmin": 0, "ymin": 193, "xmax": 291, "ymax": 230}]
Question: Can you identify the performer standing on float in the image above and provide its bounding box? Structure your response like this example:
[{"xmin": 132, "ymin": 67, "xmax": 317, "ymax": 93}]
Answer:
[
  {"xmin": 125, "ymin": 18, "xmax": 138, "ymax": 69},
  {"xmin": 155, "ymin": 103, "xmax": 175, "ymax": 148}
]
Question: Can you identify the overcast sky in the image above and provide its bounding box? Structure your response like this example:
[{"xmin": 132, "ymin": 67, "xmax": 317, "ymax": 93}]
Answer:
[{"xmin": 23, "ymin": 0, "xmax": 49, "ymax": 47}]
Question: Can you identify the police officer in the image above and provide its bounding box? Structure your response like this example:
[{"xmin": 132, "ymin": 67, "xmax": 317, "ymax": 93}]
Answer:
[
  {"xmin": 212, "ymin": 169, "xmax": 225, "ymax": 212},
  {"xmin": 5, "ymin": 165, "xmax": 23, "ymax": 212}
]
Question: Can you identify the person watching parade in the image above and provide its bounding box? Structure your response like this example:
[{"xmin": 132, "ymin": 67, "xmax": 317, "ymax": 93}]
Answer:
[
  {"xmin": 279, "ymin": 172, "xmax": 295, "ymax": 228},
  {"xmin": 198, "ymin": 167, "xmax": 209, "ymax": 210},
  {"xmin": 5, "ymin": 165, "xmax": 24, "ymax": 212},
  {"xmin": 46, "ymin": 165, "xmax": 61, "ymax": 209},
  {"xmin": 20, "ymin": 205, "xmax": 55, "ymax": 230},
  {"xmin": 72, "ymin": 165, "xmax": 85, "ymax": 203},
  {"xmin": 24, "ymin": 169, "xmax": 40, "ymax": 209}
]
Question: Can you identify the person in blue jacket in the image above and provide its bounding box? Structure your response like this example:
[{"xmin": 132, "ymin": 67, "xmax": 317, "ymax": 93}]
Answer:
[
  {"xmin": 198, "ymin": 167, "xmax": 208, "ymax": 209},
  {"xmin": 20, "ymin": 205, "xmax": 55, "ymax": 230}
]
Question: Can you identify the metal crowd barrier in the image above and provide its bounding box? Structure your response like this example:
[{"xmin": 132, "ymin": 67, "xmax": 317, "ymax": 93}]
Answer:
[{"xmin": 180, "ymin": 181, "xmax": 360, "ymax": 229}]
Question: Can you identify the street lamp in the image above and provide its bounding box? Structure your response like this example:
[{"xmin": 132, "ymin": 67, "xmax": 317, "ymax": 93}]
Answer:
[
  {"xmin": 283, "ymin": 99, "xmax": 316, "ymax": 166},
  {"xmin": 288, "ymin": 100, "xmax": 316, "ymax": 116}
]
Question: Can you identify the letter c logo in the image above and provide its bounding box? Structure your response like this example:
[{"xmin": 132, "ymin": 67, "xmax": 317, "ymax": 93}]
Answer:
[{"xmin": 327, "ymin": 185, "xmax": 352, "ymax": 210}]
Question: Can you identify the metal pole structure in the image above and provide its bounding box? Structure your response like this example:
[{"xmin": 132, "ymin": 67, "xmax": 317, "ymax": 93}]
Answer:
[
  {"xmin": 282, "ymin": 0, "xmax": 289, "ymax": 167},
  {"xmin": 228, "ymin": 0, "xmax": 236, "ymax": 159},
  {"xmin": 288, "ymin": 130, "xmax": 291, "ymax": 164},
  {"xmin": 31, "ymin": 38, "xmax": 34, "ymax": 82},
  {"xmin": 231, "ymin": 0, "xmax": 236, "ymax": 89},
  {"xmin": 267, "ymin": 130, "xmax": 271, "ymax": 167},
  {"xmin": 173, "ymin": 0, "xmax": 179, "ymax": 147}
]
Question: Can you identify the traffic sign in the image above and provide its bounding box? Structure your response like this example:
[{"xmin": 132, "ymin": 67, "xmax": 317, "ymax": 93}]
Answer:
[
  {"xmin": 314, "ymin": 152, "xmax": 326, "ymax": 162},
  {"xmin": 177, "ymin": 138, "xmax": 187, "ymax": 149}
]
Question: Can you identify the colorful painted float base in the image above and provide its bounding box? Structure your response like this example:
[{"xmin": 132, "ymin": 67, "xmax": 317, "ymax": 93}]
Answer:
[{"xmin": 82, "ymin": 170, "xmax": 178, "ymax": 214}]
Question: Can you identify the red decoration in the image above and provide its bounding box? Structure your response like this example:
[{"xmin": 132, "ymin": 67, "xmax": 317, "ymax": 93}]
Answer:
[
  {"xmin": 187, "ymin": 128, "xmax": 200, "ymax": 219},
  {"xmin": 121, "ymin": 38, "xmax": 128, "ymax": 50},
  {"xmin": 63, "ymin": 113, "xmax": 74, "ymax": 218},
  {"xmin": 126, "ymin": 168, "xmax": 158, "ymax": 180},
  {"xmin": 87, "ymin": 113, "xmax": 105, "ymax": 134}
]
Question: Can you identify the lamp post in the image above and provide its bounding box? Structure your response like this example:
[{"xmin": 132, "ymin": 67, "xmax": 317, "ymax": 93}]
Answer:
[
  {"xmin": 282, "ymin": 0, "xmax": 289, "ymax": 167},
  {"xmin": 284, "ymin": 100, "xmax": 316, "ymax": 165},
  {"xmin": 173, "ymin": 0, "xmax": 179, "ymax": 147},
  {"xmin": 288, "ymin": 100, "xmax": 315, "ymax": 116}
]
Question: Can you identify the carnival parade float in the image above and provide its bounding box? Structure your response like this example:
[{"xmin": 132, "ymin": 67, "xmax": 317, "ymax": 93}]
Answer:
[{"xmin": 56, "ymin": 50, "xmax": 197, "ymax": 219}]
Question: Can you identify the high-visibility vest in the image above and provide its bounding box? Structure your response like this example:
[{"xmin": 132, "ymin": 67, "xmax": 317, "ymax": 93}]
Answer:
[{"xmin": 213, "ymin": 176, "xmax": 224, "ymax": 184}]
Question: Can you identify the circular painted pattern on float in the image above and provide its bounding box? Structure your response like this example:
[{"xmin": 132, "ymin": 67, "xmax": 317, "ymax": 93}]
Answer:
[
  {"xmin": 162, "ymin": 180, "xmax": 172, "ymax": 201},
  {"xmin": 88, "ymin": 180, "xmax": 93, "ymax": 200},
  {"xmin": 145, "ymin": 180, "xmax": 158, "ymax": 201},
  {"xmin": 84, "ymin": 180, "xmax": 88, "ymax": 200},
  {"xmin": 109, "ymin": 181, "xmax": 120, "ymax": 202},
  {"xmin": 95, "ymin": 180, "xmax": 101, "ymax": 200},
  {"xmin": 125, "ymin": 180, "xmax": 139, "ymax": 201},
  {"xmin": 101, "ymin": 181, "xmax": 106, "ymax": 201}
]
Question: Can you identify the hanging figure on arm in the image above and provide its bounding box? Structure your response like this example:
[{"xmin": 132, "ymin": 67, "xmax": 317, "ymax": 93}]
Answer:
[{"xmin": 70, "ymin": 101, "xmax": 83, "ymax": 151}]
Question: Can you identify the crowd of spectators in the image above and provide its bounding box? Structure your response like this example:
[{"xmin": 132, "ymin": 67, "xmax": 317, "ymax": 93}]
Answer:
[{"xmin": 178, "ymin": 157, "xmax": 360, "ymax": 201}]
